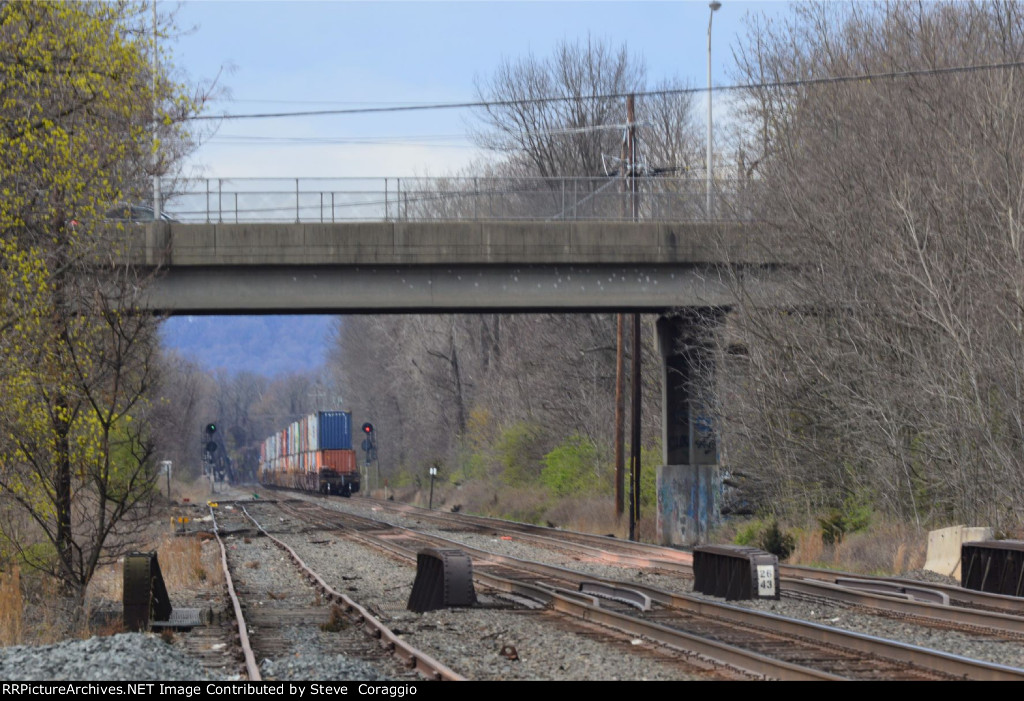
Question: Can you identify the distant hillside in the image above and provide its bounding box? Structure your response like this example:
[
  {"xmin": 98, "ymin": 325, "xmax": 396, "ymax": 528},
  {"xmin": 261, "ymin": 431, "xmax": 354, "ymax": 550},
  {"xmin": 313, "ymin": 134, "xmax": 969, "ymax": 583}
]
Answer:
[{"xmin": 160, "ymin": 315, "xmax": 338, "ymax": 377}]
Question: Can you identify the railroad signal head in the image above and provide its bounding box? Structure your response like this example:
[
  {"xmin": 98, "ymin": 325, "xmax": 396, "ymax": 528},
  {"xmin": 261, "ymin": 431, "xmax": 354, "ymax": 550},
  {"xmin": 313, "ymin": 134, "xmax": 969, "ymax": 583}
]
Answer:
[
  {"xmin": 362, "ymin": 422, "xmax": 374, "ymax": 435},
  {"xmin": 205, "ymin": 423, "xmax": 217, "ymax": 435},
  {"xmin": 206, "ymin": 441, "xmax": 218, "ymax": 454}
]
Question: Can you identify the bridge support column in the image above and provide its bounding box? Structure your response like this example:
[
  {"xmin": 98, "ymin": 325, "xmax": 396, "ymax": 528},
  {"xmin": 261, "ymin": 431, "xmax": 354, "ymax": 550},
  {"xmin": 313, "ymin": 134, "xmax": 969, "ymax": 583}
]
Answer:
[{"xmin": 656, "ymin": 312, "xmax": 723, "ymax": 546}]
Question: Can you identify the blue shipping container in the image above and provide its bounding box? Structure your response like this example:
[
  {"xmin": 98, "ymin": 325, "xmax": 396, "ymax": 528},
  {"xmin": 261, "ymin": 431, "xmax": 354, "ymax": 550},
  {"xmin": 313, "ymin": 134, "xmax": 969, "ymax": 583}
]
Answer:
[{"xmin": 318, "ymin": 411, "xmax": 352, "ymax": 450}]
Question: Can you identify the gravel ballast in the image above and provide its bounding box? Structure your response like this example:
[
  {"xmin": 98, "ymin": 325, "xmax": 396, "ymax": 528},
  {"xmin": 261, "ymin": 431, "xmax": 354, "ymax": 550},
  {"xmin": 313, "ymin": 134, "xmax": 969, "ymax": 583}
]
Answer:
[
  {"xmin": 3, "ymin": 488, "xmax": 1023, "ymax": 680},
  {"xmin": 0, "ymin": 633, "xmax": 222, "ymax": 681}
]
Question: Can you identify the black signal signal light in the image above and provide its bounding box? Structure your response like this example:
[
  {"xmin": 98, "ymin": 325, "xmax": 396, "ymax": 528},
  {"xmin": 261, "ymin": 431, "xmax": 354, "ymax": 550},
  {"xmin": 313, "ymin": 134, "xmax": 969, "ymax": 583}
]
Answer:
[
  {"xmin": 362, "ymin": 422, "xmax": 374, "ymax": 435},
  {"xmin": 206, "ymin": 423, "xmax": 217, "ymax": 435}
]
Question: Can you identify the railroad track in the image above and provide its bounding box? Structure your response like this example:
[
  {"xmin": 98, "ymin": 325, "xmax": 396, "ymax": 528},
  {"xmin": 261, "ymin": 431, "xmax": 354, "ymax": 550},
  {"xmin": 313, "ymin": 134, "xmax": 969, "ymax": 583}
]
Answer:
[
  {"xmin": 345, "ymin": 495, "xmax": 1024, "ymax": 643},
  {"xmin": 271, "ymin": 498, "xmax": 1024, "ymax": 680},
  {"xmin": 201, "ymin": 501, "xmax": 459, "ymax": 681}
]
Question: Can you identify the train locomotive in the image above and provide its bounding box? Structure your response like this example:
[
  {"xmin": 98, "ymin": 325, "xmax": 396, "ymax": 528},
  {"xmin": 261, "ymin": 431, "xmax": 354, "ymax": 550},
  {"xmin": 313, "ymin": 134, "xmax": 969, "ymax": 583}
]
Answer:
[{"xmin": 258, "ymin": 410, "xmax": 360, "ymax": 496}]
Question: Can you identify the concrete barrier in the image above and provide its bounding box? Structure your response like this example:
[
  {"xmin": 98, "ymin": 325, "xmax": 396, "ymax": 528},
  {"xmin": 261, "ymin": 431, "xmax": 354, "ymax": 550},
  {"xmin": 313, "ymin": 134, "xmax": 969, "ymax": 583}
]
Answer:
[{"xmin": 925, "ymin": 525, "xmax": 993, "ymax": 579}]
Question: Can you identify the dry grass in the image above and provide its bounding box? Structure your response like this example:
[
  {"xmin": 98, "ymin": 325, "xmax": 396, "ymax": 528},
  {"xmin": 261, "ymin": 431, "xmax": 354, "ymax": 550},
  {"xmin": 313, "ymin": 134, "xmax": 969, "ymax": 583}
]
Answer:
[
  {"xmin": 199, "ymin": 537, "xmax": 225, "ymax": 588},
  {"xmin": 790, "ymin": 528, "xmax": 824, "ymax": 565},
  {"xmin": 0, "ymin": 567, "xmax": 23, "ymax": 646},
  {"xmin": 320, "ymin": 604, "xmax": 348, "ymax": 632},
  {"xmin": 545, "ymin": 497, "xmax": 625, "ymax": 536},
  {"xmin": 92, "ymin": 616, "xmax": 126, "ymax": 638},
  {"xmin": 774, "ymin": 519, "xmax": 927, "ymax": 575},
  {"xmin": 828, "ymin": 521, "xmax": 927, "ymax": 575},
  {"xmin": 158, "ymin": 536, "xmax": 207, "ymax": 587},
  {"xmin": 24, "ymin": 574, "xmax": 71, "ymax": 645}
]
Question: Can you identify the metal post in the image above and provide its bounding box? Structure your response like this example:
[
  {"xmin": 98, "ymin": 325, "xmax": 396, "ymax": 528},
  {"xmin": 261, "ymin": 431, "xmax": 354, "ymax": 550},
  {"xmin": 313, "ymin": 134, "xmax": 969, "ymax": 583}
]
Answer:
[
  {"xmin": 707, "ymin": 2, "xmax": 722, "ymax": 219},
  {"xmin": 295, "ymin": 179, "xmax": 300, "ymax": 223},
  {"xmin": 384, "ymin": 178, "xmax": 389, "ymax": 221},
  {"xmin": 397, "ymin": 179, "xmax": 402, "ymax": 221},
  {"xmin": 428, "ymin": 467, "xmax": 437, "ymax": 509},
  {"xmin": 217, "ymin": 179, "xmax": 222, "ymax": 223},
  {"xmin": 206, "ymin": 179, "xmax": 210, "ymax": 223},
  {"xmin": 627, "ymin": 95, "xmax": 637, "ymax": 222},
  {"xmin": 234, "ymin": 193, "xmax": 238, "ymax": 223},
  {"xmin": 332, "ymin": 192, "xmax": 335, "ymax": 223}
]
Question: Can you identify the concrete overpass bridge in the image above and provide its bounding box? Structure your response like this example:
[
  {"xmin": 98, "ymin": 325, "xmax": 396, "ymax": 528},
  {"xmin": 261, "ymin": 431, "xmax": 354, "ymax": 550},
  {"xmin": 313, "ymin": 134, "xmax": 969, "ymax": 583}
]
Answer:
[
  {"xmin": 136, "ymin": 176, "xmax": 782, "ymax": 314},
  {"xmin": 134, "ymin": 219, "xmax": 784, "ymax": 314},
  {"xmin": 127, "ymin": 176, "xmax": 784, "ymax": 546}
]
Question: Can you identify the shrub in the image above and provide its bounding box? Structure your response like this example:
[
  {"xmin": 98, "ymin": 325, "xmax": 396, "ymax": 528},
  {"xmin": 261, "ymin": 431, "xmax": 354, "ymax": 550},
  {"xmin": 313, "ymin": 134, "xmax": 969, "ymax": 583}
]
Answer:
[
  {"xmin": 759, "ymin": 520, "xmax": 795, "ymax": 560},
  {"xmin": 818, "ymin": 498, "xmax": 872, "ymax": 545},
  {"xmin": 541, "ymin": 435, "xmax": 603, "ymax": 497},
  {"xmin": 734, "ymin": 519, "xmax": 763, "ymax": 547},
  {"xmin": 497, "ymin": 422, "xmax": 544, "ymax": 486}
]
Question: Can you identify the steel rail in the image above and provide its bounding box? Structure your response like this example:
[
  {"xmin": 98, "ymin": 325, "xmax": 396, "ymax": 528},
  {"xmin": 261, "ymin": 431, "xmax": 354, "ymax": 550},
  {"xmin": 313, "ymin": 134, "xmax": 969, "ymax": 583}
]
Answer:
[
  {"xmin": 360, "ymin": 496, "xmax": 693, "ymax": 566},
  {"xmin": 783, "ymin": 564, "xmax": 1024, "ymax": 614},
  {"xmin": 357, "ymin": 497, "xmax": 1024, "ymax": 641},
  {"xmin": 209, "ymin": 506, "xmax": 262, "ymax": 681},
  {"xmin": 781, "ymin": 578, "xmax": 1024, "ymax": 637},
  {"xmin": 317, "ymin": 505, "xmax": 1024, "ymax": 681},
  {"xmin": 338, "ymin": 526, "xmax": 838, "ymax": 680},
  {"xmin": 474, "ymin": 568, "xmax": 844, "ymax": 681},
  {"xmin": 239, "ymin": 505, "xmax": 465, "ymax": 681}
]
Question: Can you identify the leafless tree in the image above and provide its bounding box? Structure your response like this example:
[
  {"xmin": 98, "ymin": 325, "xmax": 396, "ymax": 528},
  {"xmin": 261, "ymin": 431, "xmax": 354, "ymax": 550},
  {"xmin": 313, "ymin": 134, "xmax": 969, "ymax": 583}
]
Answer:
[{"xmin": 718, "ymin": 0, "xmax": 1024, "ymax": 528}]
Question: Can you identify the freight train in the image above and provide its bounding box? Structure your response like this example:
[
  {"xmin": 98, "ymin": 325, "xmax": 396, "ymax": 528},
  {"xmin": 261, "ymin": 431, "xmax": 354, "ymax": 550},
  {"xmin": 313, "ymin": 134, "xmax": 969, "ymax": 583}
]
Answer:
[{"xmin": 258, "ymin": 411, "xmax": 360, "ymax": 496}]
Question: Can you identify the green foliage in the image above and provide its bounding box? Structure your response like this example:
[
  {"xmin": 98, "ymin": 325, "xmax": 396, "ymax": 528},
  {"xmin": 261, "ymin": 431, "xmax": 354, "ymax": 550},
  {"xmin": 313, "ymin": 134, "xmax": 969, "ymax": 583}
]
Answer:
[
  {"xmin": 732, "ymin": 518, "xmax": 795, "ymax": 560},
  {"xmin": 734, "ymin": 519, "xmax": 764, "ymax": 547},
  {"xmin": 386, "ymin": 465, "xmax": 418, "ymax": 489},
  {"xmin": 540, "ymin": 434, "xmax": 603, "ymax": 497},
  {"xmin": 759, "ymin": 520, "xmax": 795, "ymax": 560},
  {"xmin": 0, "ymin": 1, "xmax": 199, "ymax": 602},
  {"xmin": 818, "ymin": 497, "xmax": 872, "ymax": 546},
  {"xmin": 639, "ymin": 444, "xmax": 661, "ymax": 509},
  {"xmin": 497, "ymin": 422, "xmax": 544, "ymax": 486}
]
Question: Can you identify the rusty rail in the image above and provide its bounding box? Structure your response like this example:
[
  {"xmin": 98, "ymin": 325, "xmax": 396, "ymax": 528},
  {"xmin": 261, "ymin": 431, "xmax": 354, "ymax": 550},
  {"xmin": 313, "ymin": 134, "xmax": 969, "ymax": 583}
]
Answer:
[
  {"xmin": 239, "ymin": 505, "xmax": 464, "ymax": 681},
  {"xmin": 209, "ymin": 506, "xmax": 262, "ymax": 681}
]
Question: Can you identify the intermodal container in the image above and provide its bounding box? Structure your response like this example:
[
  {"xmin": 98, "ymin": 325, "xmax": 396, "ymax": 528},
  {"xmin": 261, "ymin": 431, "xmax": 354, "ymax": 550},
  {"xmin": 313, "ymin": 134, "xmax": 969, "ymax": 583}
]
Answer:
[
  {"xmin": 318, "ymin": 411, "xmax": 352, "ymax": 450},
  {"xmin": 321, "ymin": 449, "xmax": 357, "ymax": 474}
]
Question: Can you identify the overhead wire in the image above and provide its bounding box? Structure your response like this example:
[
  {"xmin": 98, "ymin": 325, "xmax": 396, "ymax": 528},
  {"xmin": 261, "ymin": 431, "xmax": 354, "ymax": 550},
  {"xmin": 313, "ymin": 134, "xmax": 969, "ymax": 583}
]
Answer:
[
  {"xmin": 208, "ymin": 122, "xmax": 647, "ymax": 146},
  {"xmin": 187, "ymin": 60, "xmax": 1024, "ymax": 122}
]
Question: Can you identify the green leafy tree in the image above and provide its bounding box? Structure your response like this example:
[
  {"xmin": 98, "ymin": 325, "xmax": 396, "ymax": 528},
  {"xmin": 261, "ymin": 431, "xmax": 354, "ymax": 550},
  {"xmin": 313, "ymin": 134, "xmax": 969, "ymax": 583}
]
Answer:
[{"xmin": 0, "ymin": 1, "xmax": 200, "ymax": 610}]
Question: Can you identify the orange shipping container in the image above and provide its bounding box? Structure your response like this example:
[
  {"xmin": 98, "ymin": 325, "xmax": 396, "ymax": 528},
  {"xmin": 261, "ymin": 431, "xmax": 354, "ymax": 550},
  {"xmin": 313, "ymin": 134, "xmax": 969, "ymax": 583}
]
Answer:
[{"xmin": 320, "ymin": 449, "xmax": 356, "ymax": 474}]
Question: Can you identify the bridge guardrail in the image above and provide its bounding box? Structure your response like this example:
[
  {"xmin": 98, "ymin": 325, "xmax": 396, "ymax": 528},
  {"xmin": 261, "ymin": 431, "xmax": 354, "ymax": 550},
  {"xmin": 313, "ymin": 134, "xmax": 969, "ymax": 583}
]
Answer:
[{"xmin": 155, "ymin": 177, "xmax": 761, "ymax": 224}]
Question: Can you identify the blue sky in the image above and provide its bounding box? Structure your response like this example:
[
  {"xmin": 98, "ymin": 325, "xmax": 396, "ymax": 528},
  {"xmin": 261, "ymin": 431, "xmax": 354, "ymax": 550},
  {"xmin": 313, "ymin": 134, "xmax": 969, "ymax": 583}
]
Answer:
[{"xmin": 169, "ymin": 0, "xmax": 791, "ymax": 178}]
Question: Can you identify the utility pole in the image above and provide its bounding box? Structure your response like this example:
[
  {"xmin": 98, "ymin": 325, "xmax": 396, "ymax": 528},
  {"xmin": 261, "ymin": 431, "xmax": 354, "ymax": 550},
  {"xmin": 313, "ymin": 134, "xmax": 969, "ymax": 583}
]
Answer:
[
  {"xmin": 707, "ymin": 1, "xmax": 722, "ymax": 218},
  {"xmin": 614, "ymin": 314, "xmax": 625, "ymax": 518},
  {"xmin": 625, "ymin": 94, "xmax": 642, "ymax": 542},
  {"xmin": 630, "ymin": 312, "xmax": 642, "ymax": 541},
  {"xmin": 615, "ymin": 95, "xmax": 637, "ymax": 520}
]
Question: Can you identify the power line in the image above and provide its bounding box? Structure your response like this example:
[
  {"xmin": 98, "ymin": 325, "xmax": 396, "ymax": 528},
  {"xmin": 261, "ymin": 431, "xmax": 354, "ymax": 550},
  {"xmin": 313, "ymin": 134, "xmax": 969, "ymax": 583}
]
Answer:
[
  {"xmin": 208, "ymin": 122, "xmax": 645, "ymax": 146},
  {"xmin": 187, "ymin": 60, "xmax": 1024, "ymax": 122}
]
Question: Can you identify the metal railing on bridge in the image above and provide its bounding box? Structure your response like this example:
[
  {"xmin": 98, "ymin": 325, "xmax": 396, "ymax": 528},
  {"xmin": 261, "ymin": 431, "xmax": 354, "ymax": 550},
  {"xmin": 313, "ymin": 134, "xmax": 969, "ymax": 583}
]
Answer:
[{"xmin": 157, "ymin": 177, "xmax": 760, "ymax": 224}]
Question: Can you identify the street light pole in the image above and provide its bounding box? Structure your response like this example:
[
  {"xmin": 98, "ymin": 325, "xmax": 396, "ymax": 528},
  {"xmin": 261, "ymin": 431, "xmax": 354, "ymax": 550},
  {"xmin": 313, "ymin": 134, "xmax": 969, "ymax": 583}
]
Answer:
[{"xmin": 707, "ymin": 1, "xmax": 721, "ymax": 219}]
